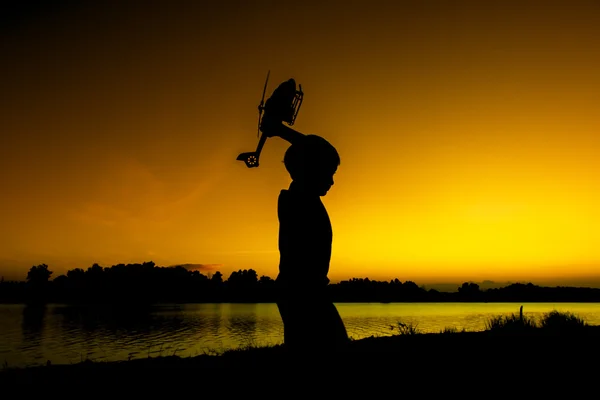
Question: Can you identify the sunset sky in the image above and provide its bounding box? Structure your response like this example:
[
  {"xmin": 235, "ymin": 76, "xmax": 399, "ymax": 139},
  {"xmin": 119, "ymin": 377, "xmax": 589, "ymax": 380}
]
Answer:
[{"xmin": 1, "ymin": 1, "xmax": 599, "ymax": 287}]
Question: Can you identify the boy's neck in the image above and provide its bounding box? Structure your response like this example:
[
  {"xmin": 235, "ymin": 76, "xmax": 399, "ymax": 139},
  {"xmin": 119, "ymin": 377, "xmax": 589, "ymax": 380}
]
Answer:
[{"xmin": 288, "ymin": 180, "xmax": 319, "ymax": 198}]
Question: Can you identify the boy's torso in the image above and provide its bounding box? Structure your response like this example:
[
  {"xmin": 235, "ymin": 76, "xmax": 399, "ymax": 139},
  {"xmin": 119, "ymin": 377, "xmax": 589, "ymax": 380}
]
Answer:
[{"xmin": 277, "ymin": 189, "xmax": 332, "ymax": 287}]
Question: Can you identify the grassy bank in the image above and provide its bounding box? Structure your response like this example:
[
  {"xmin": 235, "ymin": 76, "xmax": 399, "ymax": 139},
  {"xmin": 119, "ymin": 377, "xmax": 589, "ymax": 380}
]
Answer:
[{"xmin": 2, "ymin": 310, "xmax": 599, "ymax": 386}]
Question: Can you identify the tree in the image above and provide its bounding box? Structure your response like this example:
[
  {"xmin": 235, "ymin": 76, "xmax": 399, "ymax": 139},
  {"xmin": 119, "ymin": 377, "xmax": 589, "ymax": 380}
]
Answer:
[
  {"xmin": 67, "ymin": 268, "xmax": 85, "ymax": 282},
  {"xmin": 211, "ymin": 271, "xmax": 223, "ymax": 284},
  {"xmin": 25, "ymin": 264, "xmax": 53, "ymax": 304},
  {"xmin": 458, "ymin": 282, "xmax": 481, "ymax": 300},
  {"xmin": 458, "ymin": 282, "xmax": 480, "ymax": 294},
  {"xmin": 86, "ymin": 263, "xmax": 104, "ymax": 277},
  {"xmin": 227, "ymin": 269, "xmax": 258, "ymax": 285},
  {"xmin": 259, "ymin": 275, "xmax": 274, "ymax": 285},
  {"xmin": 26, "ymin": 264, "xmax": 53, "ymax": 284}
]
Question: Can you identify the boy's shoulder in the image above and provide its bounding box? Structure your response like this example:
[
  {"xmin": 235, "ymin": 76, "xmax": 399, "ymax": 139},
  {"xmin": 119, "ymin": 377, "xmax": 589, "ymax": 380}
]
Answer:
[{"xmin": 278, "ymin": 189, "xmax": 317, "ymax": 203}]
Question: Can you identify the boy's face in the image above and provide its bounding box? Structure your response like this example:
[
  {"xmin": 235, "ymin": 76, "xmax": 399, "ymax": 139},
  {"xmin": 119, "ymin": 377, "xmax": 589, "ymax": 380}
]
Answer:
[{"xmin": 308, "ymin": 165, "xmax": 337, "ymax": 197}]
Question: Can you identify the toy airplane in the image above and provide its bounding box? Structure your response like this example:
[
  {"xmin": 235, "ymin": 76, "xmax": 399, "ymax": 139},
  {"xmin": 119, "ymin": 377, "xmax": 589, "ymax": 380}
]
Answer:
[{"xmin": 237, "ymin": 71, "xmax": 304, "ymax": 168}]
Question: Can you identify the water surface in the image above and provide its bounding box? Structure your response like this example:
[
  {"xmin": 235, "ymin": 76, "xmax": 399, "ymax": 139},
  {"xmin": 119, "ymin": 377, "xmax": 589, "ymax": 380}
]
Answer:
[{"xmin": 1, "ymin": 302, "xmax": 599, "ymax": 368}]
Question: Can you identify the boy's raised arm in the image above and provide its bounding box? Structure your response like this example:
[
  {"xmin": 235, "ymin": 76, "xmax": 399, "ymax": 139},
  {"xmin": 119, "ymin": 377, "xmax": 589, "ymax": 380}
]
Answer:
[{"xmin": 260, "ymin": 114, "xmax": 305, "ymax": 145}]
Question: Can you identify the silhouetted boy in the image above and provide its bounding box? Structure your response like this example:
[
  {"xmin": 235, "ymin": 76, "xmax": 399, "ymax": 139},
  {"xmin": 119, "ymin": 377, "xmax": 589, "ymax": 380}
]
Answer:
[
  {"xmin": 258, "ymin": 78, "xmax": 349, "ymax": 353},
  {"xmin": 273, "ymin": 132, "xmax": 349, "ymax": 352}
]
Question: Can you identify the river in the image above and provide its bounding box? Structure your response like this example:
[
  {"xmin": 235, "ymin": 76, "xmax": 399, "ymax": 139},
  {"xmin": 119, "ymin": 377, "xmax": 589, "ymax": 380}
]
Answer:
[{"xmin": 1, "ymin": 302, "xmax": 599, "ymax": 368}]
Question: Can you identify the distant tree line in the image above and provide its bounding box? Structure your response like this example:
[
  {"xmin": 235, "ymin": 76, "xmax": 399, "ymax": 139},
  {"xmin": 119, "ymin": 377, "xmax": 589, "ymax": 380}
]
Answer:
[{"xmin": 1, "ymin": 262, "xmax": 600, "ymax": 305}]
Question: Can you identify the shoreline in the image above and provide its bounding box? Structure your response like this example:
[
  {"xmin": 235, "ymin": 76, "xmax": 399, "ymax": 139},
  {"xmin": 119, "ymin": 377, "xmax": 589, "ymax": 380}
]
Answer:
[
  {"xmin": 2, "ymin": 309, "xmax": 598, "ymax": 391},
  {"xmin": 4, "ymin": 299, "xmax": 600, "ymax": 305},
  {"xmin": 2, "ymin": 326, "xmax": 599, "ymax": 384}
]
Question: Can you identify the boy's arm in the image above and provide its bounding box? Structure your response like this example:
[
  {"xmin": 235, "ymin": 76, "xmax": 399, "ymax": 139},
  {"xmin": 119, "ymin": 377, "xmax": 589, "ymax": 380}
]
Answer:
[{"xmin": 260, "ymin": 114, "xmax": 305, "ymax": 145}]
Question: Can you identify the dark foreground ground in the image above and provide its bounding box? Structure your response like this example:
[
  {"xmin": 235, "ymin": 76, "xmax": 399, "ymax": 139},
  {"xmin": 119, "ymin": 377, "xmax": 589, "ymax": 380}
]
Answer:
[{"xmin": 2, "ymin": 327, "xmax": 600, "ymax": 392}]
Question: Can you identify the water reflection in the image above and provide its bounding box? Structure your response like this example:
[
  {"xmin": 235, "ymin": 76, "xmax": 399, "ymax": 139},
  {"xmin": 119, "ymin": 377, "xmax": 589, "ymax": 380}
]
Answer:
[
  {"xmin": 227, "ymin": 304, "xmax": 257, "ymax": 345},
  {"xmin": 54, "ymin": 305, "xmax": 157, "ymax": 332},
  {"xmin": 204, "ymin": 303, "xmax": 223, "ymax": 338},
  {"xmin": 21, "ymin": 305, "xmax": 46, "ymax": 349},
  {"xmin": 2, "ymin": 302, "xmax": 600, "ymax": 368},
  {"xmin": 20, "ymin": 305, "xmax": 47, "ymax": 365},
  {"xmin": 22, "ymin": 305, "xmax": 46, "ymax": 337}
]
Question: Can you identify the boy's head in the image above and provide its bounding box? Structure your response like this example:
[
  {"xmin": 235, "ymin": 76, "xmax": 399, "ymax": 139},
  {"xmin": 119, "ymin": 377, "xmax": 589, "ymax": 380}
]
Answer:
[{"xmin": 283, "ymin": 135, "xmax": 340, "ymax": 196}]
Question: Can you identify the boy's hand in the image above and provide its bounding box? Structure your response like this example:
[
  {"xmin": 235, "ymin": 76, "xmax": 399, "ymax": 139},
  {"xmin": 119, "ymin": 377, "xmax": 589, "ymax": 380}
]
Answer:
[{"xmin": 261, "ymin": 114, "xmax": 305, "ymax": 144}]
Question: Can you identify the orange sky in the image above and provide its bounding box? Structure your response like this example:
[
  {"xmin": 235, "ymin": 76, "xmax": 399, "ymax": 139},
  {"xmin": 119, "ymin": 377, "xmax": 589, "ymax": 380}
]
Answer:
[{"xmin": 1, "ymin": 1, "xmax": 600, "ymax": 286}]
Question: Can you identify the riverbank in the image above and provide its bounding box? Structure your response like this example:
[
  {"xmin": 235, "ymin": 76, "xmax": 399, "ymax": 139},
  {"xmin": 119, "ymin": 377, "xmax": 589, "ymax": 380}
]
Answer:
[
  {"xmin": 2, "ymin": 326, "xmax": 599, "ymax": 386},
  {"xmin": 2, "ymin": 310, "xmax": 599, "ymax": 392}
]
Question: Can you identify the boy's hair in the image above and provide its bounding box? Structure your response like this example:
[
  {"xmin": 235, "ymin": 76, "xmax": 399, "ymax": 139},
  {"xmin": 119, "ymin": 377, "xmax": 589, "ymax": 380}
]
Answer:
[{"xmin": 283, "ymin": 135, "xmax": 340, "ymax": 180}]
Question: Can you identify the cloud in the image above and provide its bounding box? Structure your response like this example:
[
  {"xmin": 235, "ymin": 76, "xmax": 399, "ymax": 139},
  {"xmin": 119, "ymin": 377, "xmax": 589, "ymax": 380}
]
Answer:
[{"xmin": 169, "ymin": 263, "xmax": 222, "ymax": 272}]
